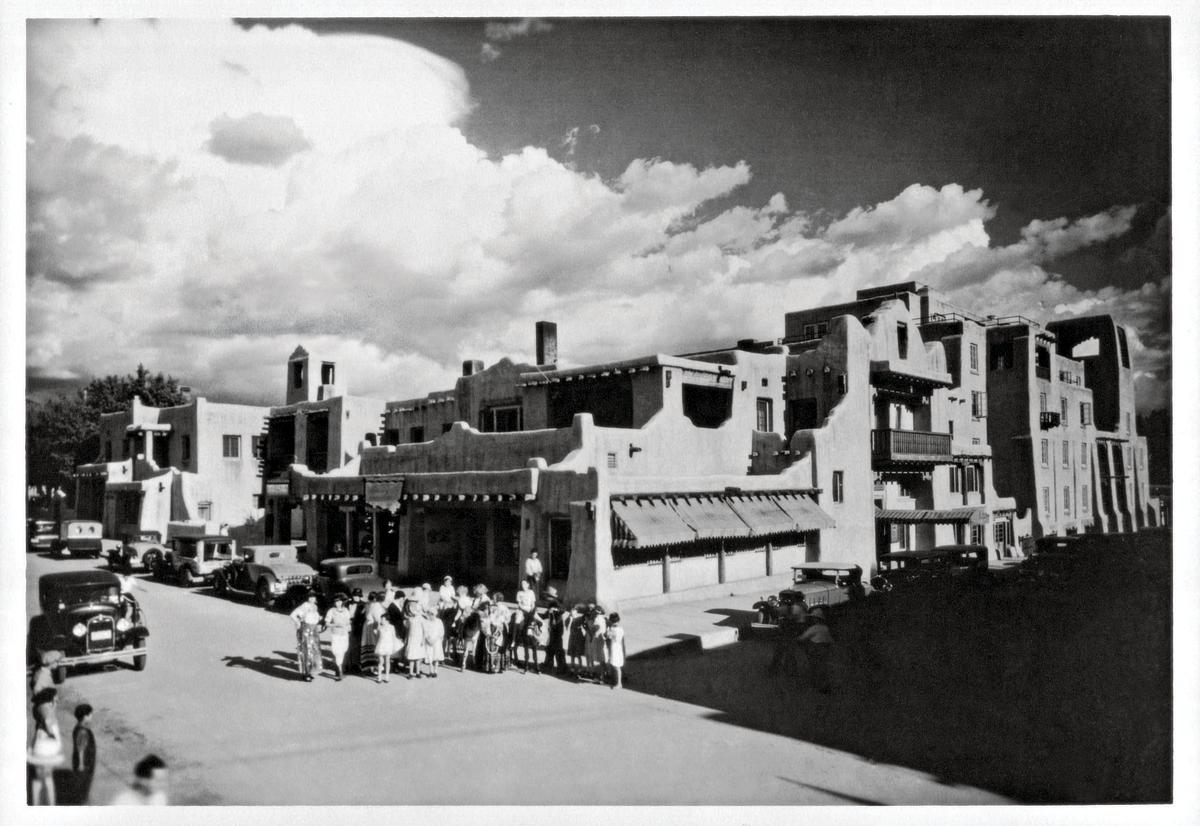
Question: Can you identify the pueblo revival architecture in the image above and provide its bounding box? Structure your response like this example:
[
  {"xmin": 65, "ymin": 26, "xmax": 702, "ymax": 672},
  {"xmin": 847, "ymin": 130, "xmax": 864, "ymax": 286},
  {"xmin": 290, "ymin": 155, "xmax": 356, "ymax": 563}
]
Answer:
[
  {"xmin": 269, "ymin": 281, "xmax": 1160, "ymax": 609},
  {"xmin": 77, "ymin": 280, "xmax": 1159, "ymax": 609}
]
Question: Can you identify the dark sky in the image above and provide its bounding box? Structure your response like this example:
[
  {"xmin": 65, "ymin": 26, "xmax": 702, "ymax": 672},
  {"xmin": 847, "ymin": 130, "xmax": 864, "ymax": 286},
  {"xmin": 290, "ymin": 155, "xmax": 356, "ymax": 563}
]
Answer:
[{"xmin": 249, "ymin": 16, "xmax": 1170, "ymax": 293}]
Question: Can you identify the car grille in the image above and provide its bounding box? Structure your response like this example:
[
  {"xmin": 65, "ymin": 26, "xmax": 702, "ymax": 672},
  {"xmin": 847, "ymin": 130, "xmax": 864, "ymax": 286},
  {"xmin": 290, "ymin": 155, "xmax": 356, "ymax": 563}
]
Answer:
[
  {"xmin": 86, "ymin": 615, "xmax": 116, "ymax": 654},
  {"xmin": 283, "ymin": 575, "xmax": 311, "ymax": 586}
]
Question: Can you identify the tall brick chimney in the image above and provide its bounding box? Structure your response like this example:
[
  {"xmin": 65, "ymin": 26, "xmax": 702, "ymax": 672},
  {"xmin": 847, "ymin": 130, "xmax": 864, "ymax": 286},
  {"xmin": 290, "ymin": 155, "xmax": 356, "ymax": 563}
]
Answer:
[{"xmin": 536, "ymin": 321, "xmax": 558, "ymax": 367}]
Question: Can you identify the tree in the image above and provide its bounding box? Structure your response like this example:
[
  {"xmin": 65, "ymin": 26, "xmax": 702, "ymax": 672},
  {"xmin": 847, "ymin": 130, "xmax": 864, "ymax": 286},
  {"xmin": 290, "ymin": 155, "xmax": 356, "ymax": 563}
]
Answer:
[{"xmin": 26, "ymin": 365, "xmax": 188, "ymax": 506}]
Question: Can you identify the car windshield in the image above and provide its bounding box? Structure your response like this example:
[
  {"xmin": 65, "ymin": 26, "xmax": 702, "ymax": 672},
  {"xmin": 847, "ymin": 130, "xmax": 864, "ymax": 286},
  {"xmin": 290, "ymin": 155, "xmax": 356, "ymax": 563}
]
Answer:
[
  {"xmin": 49, "ymin": 583, "xmax": 120, "ymax": 608},
  {"xmin": 203, "ymin": 541, "xmax": 234, "ymax": 561}
]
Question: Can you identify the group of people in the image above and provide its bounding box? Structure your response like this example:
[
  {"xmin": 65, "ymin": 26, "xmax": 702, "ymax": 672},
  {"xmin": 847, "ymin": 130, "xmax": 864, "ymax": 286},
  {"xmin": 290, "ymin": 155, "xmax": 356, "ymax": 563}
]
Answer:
[
  {"xmin": 27, "ymin": 656, "xmax": 169, "ymax": 805},
  {"xmin": 764, "ymin": 594, "xmax": 835, "ymax": 693},
  {"xmin": 287, "ymin": 571, "xmax": 627, "ymax": 689}
]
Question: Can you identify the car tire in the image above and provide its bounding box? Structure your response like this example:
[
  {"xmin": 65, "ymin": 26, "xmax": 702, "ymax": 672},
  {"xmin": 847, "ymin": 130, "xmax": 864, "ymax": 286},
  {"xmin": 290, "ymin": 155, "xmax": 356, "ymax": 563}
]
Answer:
[
  {"xmin": 133, "ymin": 643, "xmax": 147, "ymax": 671},
  {"xmin": 257, "ymin": 579, "xmax": 275, "ymax": 608},
  {"xmin": 180, "ymin": 566, "xmax": 196, "ymax": 588},
  {"xmin": 51, "ymin": 664, "xmax": 67, "ymax": 685}
]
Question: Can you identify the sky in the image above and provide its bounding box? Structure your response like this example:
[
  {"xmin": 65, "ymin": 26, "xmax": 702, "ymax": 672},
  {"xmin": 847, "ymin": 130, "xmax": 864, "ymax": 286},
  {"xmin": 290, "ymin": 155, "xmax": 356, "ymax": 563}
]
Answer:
[{"xmin": 23, "ymin": 16, "xmax": 1174, "ymax": 411}]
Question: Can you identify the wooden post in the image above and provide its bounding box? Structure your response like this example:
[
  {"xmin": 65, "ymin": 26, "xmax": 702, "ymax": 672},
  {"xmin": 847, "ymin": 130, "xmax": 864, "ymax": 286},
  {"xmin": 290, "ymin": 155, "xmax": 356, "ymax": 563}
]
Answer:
[
  {"xmin": 717, "ymin": 540, "xmax": 726, "ymax": 584},
  {"xmin": 662, "ymin": 550, "xmax": 671, "ymax": 593},
  {"xmin": 765, "ymin": 540, "xmax": 773, "ymax": 576}
]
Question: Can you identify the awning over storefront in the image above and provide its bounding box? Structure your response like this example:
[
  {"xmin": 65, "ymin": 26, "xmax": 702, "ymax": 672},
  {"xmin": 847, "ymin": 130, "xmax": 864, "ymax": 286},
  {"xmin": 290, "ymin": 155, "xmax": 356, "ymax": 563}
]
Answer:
[
  {"xmin": 875, "ymin": 506, "xmax": 988, "ymax": 525},
  {"xmin": 669, "ymin": 495, "xmax": 753, "ymax": 540},
  {"xmin": 399, "ymin": 469, "xmax": 538, "ymax": 502},
  {"xmin": 725, "ymin": 494, "xmax": 796, "ymax": 536},
  {"xmin": 364, "ymin": 477, "xmax": 405, "ymax": 512},
  {"xmin": 291, "ymin": 470, "xmax": 364, "ymax": 502},
  {"xmin": 773, "ymin": 492, "xmax": 838, "ymax": 532},
  {"xmin": 611, "ymin": 499, "xmax": 696, "ymax": 549}
]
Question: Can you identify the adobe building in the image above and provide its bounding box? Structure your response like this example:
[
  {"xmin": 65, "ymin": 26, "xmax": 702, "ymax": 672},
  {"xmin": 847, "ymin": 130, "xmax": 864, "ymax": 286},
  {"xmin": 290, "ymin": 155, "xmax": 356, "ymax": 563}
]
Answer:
[
  {"xmin": 73, "ymin": 396, "xmax": 269, "ymax": 543},
  {"xmin": 260, "ymin": 347, "xmax": 387, "ymax": 563}
]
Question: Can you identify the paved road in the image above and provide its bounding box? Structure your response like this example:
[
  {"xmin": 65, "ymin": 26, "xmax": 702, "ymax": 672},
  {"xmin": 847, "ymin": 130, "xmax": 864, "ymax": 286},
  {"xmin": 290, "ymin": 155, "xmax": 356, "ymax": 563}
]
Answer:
[{"xmin": 23, "ymin": 551, "xmax": 1010, "ymax": 805}]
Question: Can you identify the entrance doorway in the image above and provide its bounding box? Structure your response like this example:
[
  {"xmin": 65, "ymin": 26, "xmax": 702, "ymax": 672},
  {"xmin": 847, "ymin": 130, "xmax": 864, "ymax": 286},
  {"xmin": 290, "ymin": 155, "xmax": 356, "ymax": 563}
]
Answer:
[{"xmin": 548, "ymin": 518, "xmax": 572, "ymax": 581}]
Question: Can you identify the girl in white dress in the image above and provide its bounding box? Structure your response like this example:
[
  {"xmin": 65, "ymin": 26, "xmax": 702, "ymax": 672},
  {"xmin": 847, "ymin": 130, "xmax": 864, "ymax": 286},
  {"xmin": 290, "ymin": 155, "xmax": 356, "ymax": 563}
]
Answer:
[{"xmin": 605, "ymin": 613, "xmax": 626, "ymax": 689}]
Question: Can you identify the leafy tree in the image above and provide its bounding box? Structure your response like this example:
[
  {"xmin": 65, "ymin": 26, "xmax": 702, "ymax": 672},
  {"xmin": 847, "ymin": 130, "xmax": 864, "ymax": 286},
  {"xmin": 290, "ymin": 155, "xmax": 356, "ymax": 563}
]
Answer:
[{"xmin": 27, "ymin": 365, "xmax": 188, "ymax": 506}]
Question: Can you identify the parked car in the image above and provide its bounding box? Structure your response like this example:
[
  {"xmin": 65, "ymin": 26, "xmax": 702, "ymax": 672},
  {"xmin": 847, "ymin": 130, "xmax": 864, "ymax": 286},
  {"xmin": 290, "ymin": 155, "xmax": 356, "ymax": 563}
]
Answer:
[
  {"xmin": 777, "ymin": 562, "xmax": 865, "ymax": 610},
  {"xmin": 28, "ymin": 519, "xmax": 58, "ymax": 552},
  {"xmin": 873, "ymin": 545, "xmax": 989, "ymax": 591},
  {"xmin": 213, "ymin": 545, "xmax": 318, "ymax": 607},
  {"xmin": 1022, "ymin": 535, "xmax": 1088, "ymax": 582},
  {"xmin": 291, "ymin": 556, "xmax": 387, "ymax": 611},
  {"xmin": 157, "ymin": 535, "xmax": 239, "ymax": 587},
  {"xmin": 27, "ymin": 570, "xmax": 149, "ymax": 683},
  {"xmin": 50, "ymin": 520, "xmax": 122, "ymax": 559},
  {"xmin": 108, "ymin": 530, "xmax": 168, "ymax": 573}
]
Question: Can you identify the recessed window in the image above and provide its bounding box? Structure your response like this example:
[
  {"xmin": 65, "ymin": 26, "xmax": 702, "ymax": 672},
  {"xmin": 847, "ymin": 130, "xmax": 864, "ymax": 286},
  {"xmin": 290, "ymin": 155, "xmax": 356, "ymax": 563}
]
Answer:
[
  {"xmin": 1040, "ymin": 439, "xmax": 1049, "ymax": 467},
  {"xmin": 1043, "ymin": 487, "xmax": 1051, "ymax": 515},
  {"xmin": 949, "ymin": 466, "xmax": 961, "ymax": 493},
  {"xmin": 409, "ymin": 426, "xmax": 425, "ymax": 443},
  {"xmin": 832, "ymin": 470, "xmax": 844, "ymax": 503},
  {"xmin": 181, "ymin": 435, "xmax": 191, "ymax": 464},
  {"xmin": 1080, "ymin": 402, "xmax": 1092, "ymax": 426},
  {"xmin": 971, "ymin": 391, "xmax": 987, "ymax": 419},
  {"xmin": 1082, "ymin": 485, "xmax": 1089, "ymax": 513},
  {"xmin": 1039, "ymin": 393, "xmax": 1047, "ymax": 413},
  {"xmin": 1063, "ymin": 486, "xmax": 1071, "ymax": 516},
  {"xmin": 969, "ymin": 343, "xmax": 979, "ymax": 372},
  {"xmin": 320, "ymin": 362, "xmax": 335, "ymax": 385},
  {"xmin": 1081, "ymin": 443, "xmax": 1089, "ymax": 467},
  {"xmin": 897, "ymin": 323, "xmax": 908, "ymax": 358},
  {"xmin": 222, "ymin": 435, "xmax": 241, "ymax": 458},
  {"xmin": 1060, "ymin": 397, "xmax": 1068, "ymax": 425},
  {"xmin": 756, "ymin": 398, "xmax": 773, "ymax": 432},
  {"xmin": 836, "ymin": 373, "xmax": 847, "ymax": 395},
  {"xmin": 292, "ymin": 361, "xmax": 304, "ymax": 389},
  {"xmin": 1062, "ymin": 440, "xmax": 1070, "ymax": 468}
]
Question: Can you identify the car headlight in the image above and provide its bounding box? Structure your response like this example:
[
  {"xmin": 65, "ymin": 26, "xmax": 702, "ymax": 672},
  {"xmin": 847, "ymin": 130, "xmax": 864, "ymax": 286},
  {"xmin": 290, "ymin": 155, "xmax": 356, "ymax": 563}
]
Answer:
[
  {"xmin": 116, "ymin": 618, "xmax": 132, "ymax": 632},
  {"xmin": 72, "ymin": 623, "xmax": 87, "ymax": 637}
]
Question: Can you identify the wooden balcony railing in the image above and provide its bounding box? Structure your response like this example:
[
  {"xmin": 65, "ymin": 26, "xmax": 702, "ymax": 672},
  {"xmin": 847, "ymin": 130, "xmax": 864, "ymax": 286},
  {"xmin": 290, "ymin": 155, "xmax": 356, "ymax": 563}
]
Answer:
[
  {"xmin": 871, "ymin": 429, "xmax": 953, "ymax": 464},
  {"xmin": 1039, "ymin": 411, "xmax": 1061, "ymax": 429}
]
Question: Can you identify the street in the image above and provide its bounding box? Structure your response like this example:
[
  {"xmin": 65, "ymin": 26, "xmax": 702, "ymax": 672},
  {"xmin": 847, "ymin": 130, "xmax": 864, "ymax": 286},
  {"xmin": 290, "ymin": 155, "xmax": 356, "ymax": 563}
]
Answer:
[{"xmin": 23, "ymin": 550, "xmax": 1010, "ymax": 805}]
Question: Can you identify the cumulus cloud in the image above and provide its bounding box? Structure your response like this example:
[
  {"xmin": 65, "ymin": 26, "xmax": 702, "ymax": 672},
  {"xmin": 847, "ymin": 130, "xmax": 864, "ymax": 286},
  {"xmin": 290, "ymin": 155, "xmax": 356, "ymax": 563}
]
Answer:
[
  {"xmin": 25, "ymin": 20, "xmax": 1170, "ymax": 413},
  {"xmin": 205, "ymin": 112, "xmax": 312, "ymax": 166}
]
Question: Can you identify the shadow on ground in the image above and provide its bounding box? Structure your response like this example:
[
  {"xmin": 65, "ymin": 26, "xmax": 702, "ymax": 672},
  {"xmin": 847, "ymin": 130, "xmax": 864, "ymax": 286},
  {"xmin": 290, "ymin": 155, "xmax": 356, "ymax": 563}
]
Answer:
[{"xmin": 627, "ymin": 529, "xmax": 1172, "ymax": 804}]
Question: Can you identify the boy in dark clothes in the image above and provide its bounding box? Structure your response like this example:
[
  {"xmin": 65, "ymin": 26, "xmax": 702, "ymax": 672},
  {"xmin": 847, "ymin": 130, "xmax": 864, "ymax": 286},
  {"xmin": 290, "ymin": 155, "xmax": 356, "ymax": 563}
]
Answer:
[{"xmin": 72, "ymin": 703, "xmax": 96, "ymax": 804}]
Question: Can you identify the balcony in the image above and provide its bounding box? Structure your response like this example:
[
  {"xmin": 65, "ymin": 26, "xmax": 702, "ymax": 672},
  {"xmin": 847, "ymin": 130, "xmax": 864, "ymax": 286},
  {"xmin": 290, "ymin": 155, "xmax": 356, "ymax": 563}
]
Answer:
[
  {"xmin": 871, "ymin": 428, "xmax": 953, "ymax": 466},
  {"xmin": 1039, "ymin": 411, "xmax": 1061, "ymax": 429},
  {"xmin": 1035, "ymin": 365, "xmax": 1051, "ymax": 381}
]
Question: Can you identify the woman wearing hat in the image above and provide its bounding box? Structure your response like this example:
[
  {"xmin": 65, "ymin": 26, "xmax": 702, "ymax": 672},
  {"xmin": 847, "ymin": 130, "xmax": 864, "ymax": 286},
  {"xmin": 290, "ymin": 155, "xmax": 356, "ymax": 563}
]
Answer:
[
  {"xmin": 28, "ymin": 687, "xmax": 63, "ymax": 805},
  {"xmin": 566, "ymin": 604, "xmax": 587, "ymax": 678},
  {"xmin": 289, "ymin": 592, "xmax": 324, "ymax": 682},
  {"xmin": 346, "ymin": 589, "xmax": 366, "ymax": 673}
]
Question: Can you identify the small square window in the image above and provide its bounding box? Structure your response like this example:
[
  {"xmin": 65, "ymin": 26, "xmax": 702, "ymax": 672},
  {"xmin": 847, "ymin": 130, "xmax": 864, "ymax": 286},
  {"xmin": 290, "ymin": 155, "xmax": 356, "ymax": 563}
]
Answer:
[{"xmin": 222, "ymin": 435, "xmax": 241, "ymax": 458}]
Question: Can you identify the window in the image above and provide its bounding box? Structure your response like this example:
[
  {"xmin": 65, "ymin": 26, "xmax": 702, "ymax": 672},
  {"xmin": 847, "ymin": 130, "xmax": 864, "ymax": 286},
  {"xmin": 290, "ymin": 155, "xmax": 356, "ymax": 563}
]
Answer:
[
  {"xmin": 756, "ymin": 398, "xmax": 773, "ymax": 432},
  {"xmin": 1081, "ymin": 443, "xmax": 1088, "ymax": 467},
  {"xmin": 198, "ymin": 501, "xmax": 212, "ymax": 520},
  {"xmin": 320, "ymin": 362, "xmax": 335, "ymax": 385},
  {"xmin": 990, "ymin": 340, "xmax": 1013, "ymax": 370},
  {"xmin": 1043, "ymin": 487, "xmax": 1051, "ymax": 515},
  {"xmin": 1080, "ymin": 402, "xmax": 1092, "ymax": 426},
  {"xmin": 292, "ymin": 361, "xmax": 304, "ymax": 389},
  {"xmin": 949, "ymin": 466, "xmax": 960, "ymax": 493},
  {"xmin": 1082, "ymin": 485, "xmax": 1089, "ymax": 513},
  {"xmin": 1040, "ymin": 439, "xmax": 1049, "ymax": 467},
  {"xmin": 897, "ymin": 323, "xmax": 908, "ymax": 358},
  {"xmin": 969, "ymin": 343, "xmax": 979, "ymax": 372},
  {"xmin": 832, "ymin": 470, "xmax": 844, "ymax": 503},
  {"xmin": 971, "ymin": 391, "xmax": 987, "ymax": 419},
  {"xmin": 480, "ymin": 405, "xmax": 523, "ymax": 433},
  {"xmin": 606, "ymin": 452, "xmax": 618, "ymax": 469},
  {"xmin": 222, "ymin": 435, "xmax": 241, "ymax": 458},
  {"xmin": 1126, "ymin": 412, "xmax": 1132, "ymax": 434},
  {"xmin": 1062, "ymin": 440, "xmax": 1070, "ymax": 468},
  {"xmin": 1060, "ymin": 397, "xmax": 1068, "ymax": 425},
  {"xmin": 181, "ymin": 435, "xmax": 191, "ymax": 464},
  {"xmin": 970, "ymin": 524, "xmax": 985, "ymax": 545},
  {"xmin": 383, "ymin": 428, "xmax": 401, "ymax": 446},
  {"xmin": 837, "ymin": 373, "xmax": 847, "ymax": 395},
  {"xmin": 1063, "ymin": 486, "xmax": 1071, "ymax": 516},
  {"xmin": 1039, "ymin": 393, "xmax": 1048, "ymax": 413},
  {"xmin": 965, "ymin": 464, "xmax": 980, "ymax": 494},
  {"xmin": 948, "ymin": 420, "xmax": 954, "ymax": 439},
  {"xmin": 252, "ymin": 435, "xmax": 264, "ymax": 458},
  {"xmin": 409, "ymin": 426, "xmax": 425, "ymax": 443}
]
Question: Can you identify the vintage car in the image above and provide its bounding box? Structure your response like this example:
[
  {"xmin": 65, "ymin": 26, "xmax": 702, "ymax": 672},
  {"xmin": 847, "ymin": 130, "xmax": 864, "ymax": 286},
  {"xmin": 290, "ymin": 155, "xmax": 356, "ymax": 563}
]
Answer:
[
  {"xmin": 108, "ymin": 530, "xmax": 168, "ymax": 573},
  {"xmin": 1022, "ymin": 535, "xmax": 1088, "ymax": 582},
  {"xmin": 50, "ymin": 519, "xmax": 122, "ymax": 559},
  {"xmin": 27, "ymin": 570, "xmax": 148, "ymax": 683},
  {"xmin": 776, "ymin": 561, "xmax": 865, "ymax": 610},
  {"xmin": 28, "ymin": 519, "xmax": 58, "ymax": 552},
  {"xmin": 157, "ymin": 535, "xmax": 239, "ymax": 587},
  {"xmin": 873, "ymin": 544, "xmax": 990, "ymax": 591},
  {"xmin": 213, "ymin": 544, "xmax": 318, "ymax": 607},
  {"xmin": 289, "ymin": 556, "xmax": 387, "ymax": 611}
]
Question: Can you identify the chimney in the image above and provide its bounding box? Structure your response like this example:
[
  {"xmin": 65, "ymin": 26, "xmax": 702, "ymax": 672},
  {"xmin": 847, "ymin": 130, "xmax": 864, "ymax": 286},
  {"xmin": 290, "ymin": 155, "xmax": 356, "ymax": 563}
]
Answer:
[
  {"xmin": 536, "ymin": 321, "xmax": 558, "ymax": 367},
  {"xmin": 462, "ymin": 360, "xmax": 484, "ymax": 377}
]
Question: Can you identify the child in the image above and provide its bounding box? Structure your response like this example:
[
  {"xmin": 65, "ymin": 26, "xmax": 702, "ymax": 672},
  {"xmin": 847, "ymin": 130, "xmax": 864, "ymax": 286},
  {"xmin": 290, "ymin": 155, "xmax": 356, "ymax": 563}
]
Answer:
[
  {"xmin": 422, "ymin": 608, "xmax": 445, "ymax": 678},
  {"xmin": 606, "ymin": 613, "xmax": 626, "ymax": 689},
  {"xmin": 73, "ymin": 703, "xmax": 96, "ymax": 803},
  {"xmin": 374, "ymin": 613, "xmax": 397, "ymax": 683}
]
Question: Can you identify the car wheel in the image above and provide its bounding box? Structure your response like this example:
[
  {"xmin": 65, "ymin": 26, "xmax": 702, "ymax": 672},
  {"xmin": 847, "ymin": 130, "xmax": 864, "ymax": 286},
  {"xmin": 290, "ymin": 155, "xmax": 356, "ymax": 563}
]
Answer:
[
  {"xmin": 133, "ymin": 643, "xmax": 147, "ymax": 671},
  {"xmin": 51, "ymin": 664, "xmax": 67, "ymax": 684},
  {"xmin": 256, "ymin": 579, "xmax": 276, "ymax": 607},
  {"xmin": 180, "ymin": 566, "xmax": 196, "ymax": 587}
]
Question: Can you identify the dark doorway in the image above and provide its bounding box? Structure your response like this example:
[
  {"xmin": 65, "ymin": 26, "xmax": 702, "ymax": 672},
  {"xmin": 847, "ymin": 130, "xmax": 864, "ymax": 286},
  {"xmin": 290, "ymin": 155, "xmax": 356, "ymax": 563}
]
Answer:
[{"xmin": 549, "ymin": 518, "xmax": 572, "ymax": 580}]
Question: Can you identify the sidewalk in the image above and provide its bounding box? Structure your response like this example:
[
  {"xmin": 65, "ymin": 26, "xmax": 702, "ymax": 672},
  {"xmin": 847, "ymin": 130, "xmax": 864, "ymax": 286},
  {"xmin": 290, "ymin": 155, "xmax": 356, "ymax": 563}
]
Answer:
[{"xmin": 619, "ymin": 576, "xmax": 792, "ymax": 658}]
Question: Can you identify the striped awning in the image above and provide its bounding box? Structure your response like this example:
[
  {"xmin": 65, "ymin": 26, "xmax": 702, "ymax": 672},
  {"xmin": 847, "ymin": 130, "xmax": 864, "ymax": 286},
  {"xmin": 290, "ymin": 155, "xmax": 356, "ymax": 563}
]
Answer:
[
  {"xmin": 774, "ymin": 493, "xmax": 838, "ymax": 531},
  {"xmin": 611, "ymin": 498, "xmax": 696, "ymax": 549},
  {"xmin": 875, "ymin": 506, "xmax": 988, "ymax": 525},
  {"xmin": 669, "ymin": 495, "xmax": 752, "ymax": 540},
  {"xmin": 365, "ymin": 477, "xmax": 405, "ymax": 512},
  {"xmin": 725, "ymin": 494, "xmax": 797, "ymax": 536}
]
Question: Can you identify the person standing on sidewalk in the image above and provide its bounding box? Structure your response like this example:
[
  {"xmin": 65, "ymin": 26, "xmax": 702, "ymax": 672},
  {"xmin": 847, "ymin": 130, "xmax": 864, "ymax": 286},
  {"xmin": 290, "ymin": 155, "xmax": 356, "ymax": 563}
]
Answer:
[
  {"xmin": 766, "ymin": 593, "xmax": 808, "ymax": 677},
  {"xmin": 289, "ymin": 592, "xmax": 323, "ymax": 682},
  {"xmin": 543, "ymin": 589, "xmax": 566, "ymax": 675},
  {"xmin": 605, "ymin": 613, "xmax": 626, "ymax": 689},
  {"xmin": 324, "ymin": 594, "xmax": 352, "ymax": 681},
  {"xmin": 72, "ymin": 703, "xmax": 97, "ymax": 804},
  {"xmin": 798, "ymin": 607, "xmax": 834, "ymax": 693},
  {"xmin": 28, "ymin": 688, "xmax": 63, "ymax": 806},
  {"xmin": 524, "ymin": 551, "xmax": 544, "ymax": 599}
]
